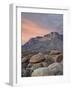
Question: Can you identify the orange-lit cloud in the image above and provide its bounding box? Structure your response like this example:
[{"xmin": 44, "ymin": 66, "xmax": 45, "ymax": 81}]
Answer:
[{"xmin": 21, "ymin": 19, "xmax": 51, "ymax": 44}]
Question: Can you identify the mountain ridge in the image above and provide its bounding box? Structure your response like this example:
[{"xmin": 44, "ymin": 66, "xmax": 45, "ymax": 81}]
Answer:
[{"xmin": 22, "ymin": 32, "xmax": 63, "ymax": 53}]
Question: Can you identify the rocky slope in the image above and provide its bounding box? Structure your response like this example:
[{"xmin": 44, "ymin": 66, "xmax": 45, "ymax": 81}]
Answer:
[
  {"xmin": 21, "ymin": 32, "xmax": 63, "ymax": 77},
  {"xmin": 22, "ymin": 32, "xmax": 63, "ymax": 54}
]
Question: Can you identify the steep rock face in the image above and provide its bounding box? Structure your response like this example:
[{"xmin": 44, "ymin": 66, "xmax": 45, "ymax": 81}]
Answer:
[{"xmin": 22, "ymin": 32, "xmax": 63, "ymax": 53}]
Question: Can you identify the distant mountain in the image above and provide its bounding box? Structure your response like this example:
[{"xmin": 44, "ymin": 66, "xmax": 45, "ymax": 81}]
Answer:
[{"xmin": 22, "ymin": 32, "xmax": 63, "ymax": 53}]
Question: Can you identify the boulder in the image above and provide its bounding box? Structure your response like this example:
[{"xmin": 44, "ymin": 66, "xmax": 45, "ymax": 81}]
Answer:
[
  {"xmin": 47, "ymin": 62, "xmax": 63, "ymax": 75},
  {"xmin": 31, "ymin": 62, "xmax": 63, "ymax": 76},
  {"xmin": 30, "ymin": 52, "xmax": 45, "ymax": 63},
  {"xmin": 31, "ymin": 67, "xmax": 49, "ymax": 76}
]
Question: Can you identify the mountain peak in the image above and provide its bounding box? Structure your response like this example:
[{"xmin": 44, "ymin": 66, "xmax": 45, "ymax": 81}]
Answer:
[
  {"xmin": 50, "ymin": 32, "xmax": 59, "ymax": 36},
  {"xmin": 44, "ymin": 32, "xmax": 60, "ymax": 38}
]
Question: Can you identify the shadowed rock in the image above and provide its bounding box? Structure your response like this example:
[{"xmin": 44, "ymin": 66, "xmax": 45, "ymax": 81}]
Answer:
[
  {"xmin": 49, "ymin": 50, "xmax": 61, "ymax": 55},
  {"xmin": 21, "ymin": 68, "xmax": 32, "ymax": 77},
  {"xmin": 44, "ymin": 55, "xmax": 55, "ymax": 65},
  {"xmin": 56, "ymin": 54, "xmax": 63, "ymax": 63}
]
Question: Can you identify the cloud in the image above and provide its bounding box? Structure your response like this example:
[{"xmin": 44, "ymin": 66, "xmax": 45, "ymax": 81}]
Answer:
[{"xmin": 21, "ymin": 19, "xmax": 51, "ymax": 44}]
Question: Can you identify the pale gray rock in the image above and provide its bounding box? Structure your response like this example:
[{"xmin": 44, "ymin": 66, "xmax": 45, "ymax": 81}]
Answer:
[
  {"xmin": 47, "ymin": 62, "xmax": 63, "ymax": 75},
  {"xmin": 31, "ymin": 67, "xmax": 49, "ymax": 76},
  {"xmin": 31, "ymin": 62, "xmax": 63, "ymax": 76}
]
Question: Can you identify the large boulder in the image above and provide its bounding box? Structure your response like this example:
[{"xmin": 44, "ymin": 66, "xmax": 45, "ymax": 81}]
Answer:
[
  {"xmin": 47, "ymin": 62, "xmax": 63, "ymax": 75},
  {"xmin": 30, "ymin": 53, "xmax": 45, "ymax": 64},
  {"xmin": 31, "ymin": 67, "xmax": 49, "ymax": 76}
]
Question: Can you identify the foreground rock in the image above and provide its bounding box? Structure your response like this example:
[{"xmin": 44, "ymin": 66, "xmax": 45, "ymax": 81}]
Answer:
[
  {"xmin": 47, "ymin": 62, "xmax": 63, "ymax": 75},
  {"xmin": 31, "ymin": 67, "xmax": 49, "ymax": 76},
  {"xmin": 31, "ymin": 63, "xmax": 63, "ymax": 76},
  {"xmin": 30, "ymin": 53, "xmax": 45, "ymax": 64},
  {"xmin": 21, "ymin": 49, "xmax": 63, "ymax": 77}
]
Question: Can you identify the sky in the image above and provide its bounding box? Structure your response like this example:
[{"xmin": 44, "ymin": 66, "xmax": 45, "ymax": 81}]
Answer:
[{"xmin": 21, "ymin": 12, "xmax": 63, "ymax": 44}]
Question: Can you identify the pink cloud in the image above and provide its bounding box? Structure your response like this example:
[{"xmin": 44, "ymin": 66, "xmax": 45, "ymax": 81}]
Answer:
[{"xmin": 21, "ymin": 19, "xmax": 51, "ymax": 44}]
